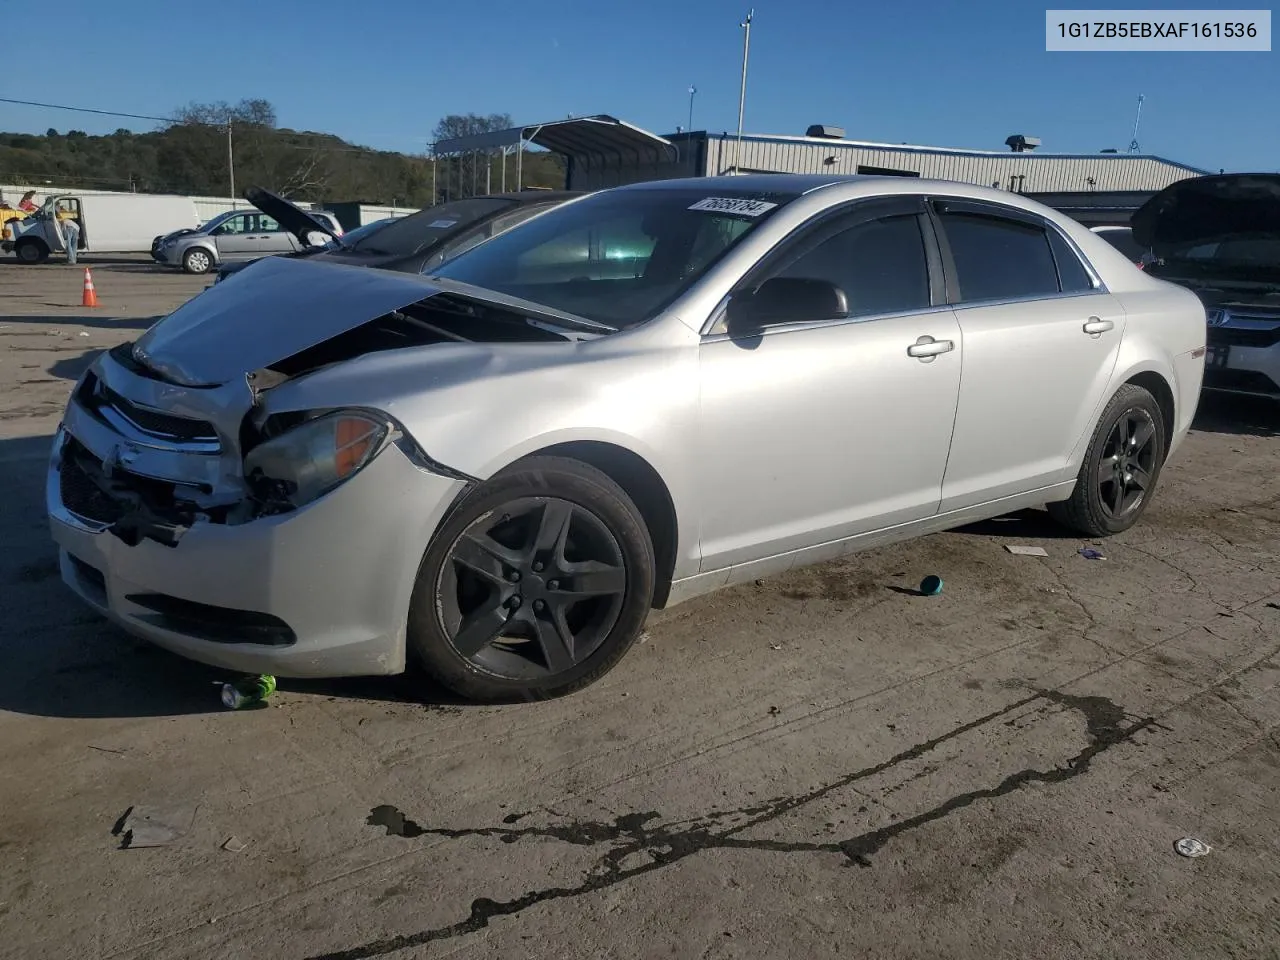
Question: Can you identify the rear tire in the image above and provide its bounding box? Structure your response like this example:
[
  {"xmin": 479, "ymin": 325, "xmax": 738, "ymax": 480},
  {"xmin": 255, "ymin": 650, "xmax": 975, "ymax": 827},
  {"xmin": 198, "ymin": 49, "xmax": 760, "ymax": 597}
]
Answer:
[
  {"xmin": 407, "ymin": 456, "xmax": 655, "ymax": 702},
  {"xmin": 1048, "ymin": 383, "xmax": 1167, "ymax": 536}
]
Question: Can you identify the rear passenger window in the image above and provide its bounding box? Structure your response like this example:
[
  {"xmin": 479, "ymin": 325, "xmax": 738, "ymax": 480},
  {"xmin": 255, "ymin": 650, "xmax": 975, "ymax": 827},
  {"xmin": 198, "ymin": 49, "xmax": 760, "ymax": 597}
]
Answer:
[
  {"xmin": 1047, "ymin": 229, "xmax": 1095, "ymax": 293},
  {"xmin": 938, "ymin": 212, "xmax": 1060, "ymax": 302}
]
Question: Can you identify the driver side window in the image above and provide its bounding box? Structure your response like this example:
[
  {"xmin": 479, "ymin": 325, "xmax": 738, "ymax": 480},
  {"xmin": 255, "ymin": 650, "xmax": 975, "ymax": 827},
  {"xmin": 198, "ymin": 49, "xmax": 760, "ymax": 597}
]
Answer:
[
  {"xmin": 773, "ymin": 214, "xmax": 932, "ymax": 319},
  {"xmin": 217, "ymin": 215, "xmax": 247, "ymax": 235}
]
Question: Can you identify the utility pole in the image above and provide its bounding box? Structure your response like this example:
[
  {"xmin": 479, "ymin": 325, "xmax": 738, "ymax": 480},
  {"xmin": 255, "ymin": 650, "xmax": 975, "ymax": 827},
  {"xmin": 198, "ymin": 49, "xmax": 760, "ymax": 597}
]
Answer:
[
  {"xmin": 226, "ymin": 121, "xmax": 236, "ymax": 208},
  {"xmin": 734, "ymin": 9, "xmax": 753, "ymax": 174},
  {"xmin": 688, "ymin": 84, "xmax": 697, "ymax": 133},
  {"xmin": 1128, "ymin": 94, "xmax": 1145, "ymax": 154}
]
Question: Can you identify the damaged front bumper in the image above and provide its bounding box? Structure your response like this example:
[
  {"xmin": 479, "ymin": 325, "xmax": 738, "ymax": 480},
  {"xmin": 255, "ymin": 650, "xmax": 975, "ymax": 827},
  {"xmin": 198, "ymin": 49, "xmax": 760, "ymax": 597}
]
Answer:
[{"xmin": 47, "ymin": 350, "xmax": 469, "ymax": 678}]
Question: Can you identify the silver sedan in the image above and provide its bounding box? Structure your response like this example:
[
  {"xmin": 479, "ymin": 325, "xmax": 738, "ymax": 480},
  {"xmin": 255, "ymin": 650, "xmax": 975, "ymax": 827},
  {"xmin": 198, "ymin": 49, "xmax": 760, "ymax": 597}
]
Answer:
[{"xmin": 47, "ymin": 175, "xmax": 1207, "ymax": 701}]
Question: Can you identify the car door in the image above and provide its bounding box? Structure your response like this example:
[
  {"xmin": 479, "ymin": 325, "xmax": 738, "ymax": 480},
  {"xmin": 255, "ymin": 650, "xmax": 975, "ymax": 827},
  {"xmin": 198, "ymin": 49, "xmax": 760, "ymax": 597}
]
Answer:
[
  {"xmin": 211, "ymin": 214, "xmax": 258, "ymax": 260},
  {"xmin": 255, "ymin": 214, "xmax": 296, "ymax": 254},
  {"xmin": 930, "ymin": 199, "xmax": 1127, "ymax": 511},
  {"xmin": 695, "ymin": 197, "xmax": 964, "ymax": 573}
]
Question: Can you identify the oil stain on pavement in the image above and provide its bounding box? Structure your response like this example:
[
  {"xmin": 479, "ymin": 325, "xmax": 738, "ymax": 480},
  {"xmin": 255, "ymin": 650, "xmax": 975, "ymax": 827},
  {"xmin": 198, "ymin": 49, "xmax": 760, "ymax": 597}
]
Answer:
[{"xmin": 313, "ymin": 688, "xmax": 1156, "ymax": 960}]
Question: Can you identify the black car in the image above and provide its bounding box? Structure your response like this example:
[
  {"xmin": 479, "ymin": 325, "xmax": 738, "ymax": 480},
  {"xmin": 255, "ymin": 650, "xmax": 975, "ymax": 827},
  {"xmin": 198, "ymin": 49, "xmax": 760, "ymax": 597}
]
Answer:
[
  {"xmin": 1132, "ymin": 173, "xmax": 1280, "ymax": 398},
  {"xmin": 215, "ymin": 188, "xmax": 583, "ymax": 284}
]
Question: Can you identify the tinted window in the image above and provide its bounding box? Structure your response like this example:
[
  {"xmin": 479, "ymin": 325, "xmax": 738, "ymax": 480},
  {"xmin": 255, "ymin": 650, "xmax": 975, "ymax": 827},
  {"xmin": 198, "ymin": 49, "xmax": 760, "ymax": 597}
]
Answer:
[
  {"xmin": 940, "ymin": 212, "xmax": 1060, "ymax": 302},
  {"xmin": 1048, "ymin": 229, "xmax": 1095, "ymax": 292},
  {"xmin": 434, "ymin": 189, "xmax": 795, "ymax": 328},
  {"xmin": 358, "ymin": 198, "xmax": 514, "ymax": 256},
  {"xmin": 1094, "ymin": 228, "xmax": 1146, "ymax": 262},
  {"xmin": 775, "ymin": 214, "xmax": 931, "ymax": 318}
]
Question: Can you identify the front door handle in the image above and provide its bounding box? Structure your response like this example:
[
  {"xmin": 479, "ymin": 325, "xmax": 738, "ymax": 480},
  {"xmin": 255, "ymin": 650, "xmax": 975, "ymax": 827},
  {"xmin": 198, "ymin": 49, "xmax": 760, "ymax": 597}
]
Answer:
[
  {"xmin": 1083, "ymin": 317, "xmax": 1114, "ymax": 335},
  {"xmin": 907, "ymin": 335, "xmax": 955, "ymax": 362}
]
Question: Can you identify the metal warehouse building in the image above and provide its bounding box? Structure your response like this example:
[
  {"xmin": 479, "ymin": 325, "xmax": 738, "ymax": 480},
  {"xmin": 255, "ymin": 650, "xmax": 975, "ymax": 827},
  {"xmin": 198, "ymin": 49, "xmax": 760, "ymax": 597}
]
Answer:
[{"xmin": 436, "ymin": 115, "xmax": 1207, "ymax": 195}]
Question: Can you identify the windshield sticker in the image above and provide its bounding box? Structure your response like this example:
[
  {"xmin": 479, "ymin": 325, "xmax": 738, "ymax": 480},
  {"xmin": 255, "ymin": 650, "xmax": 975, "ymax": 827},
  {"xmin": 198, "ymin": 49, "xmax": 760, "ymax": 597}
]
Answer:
[
  {"xmin": 688, "ymin": 197, "xmax": 778, "ymax": 217},
  {"xmin": 428, "ymin": 219, "xmax": 459, "ymax": 228}
]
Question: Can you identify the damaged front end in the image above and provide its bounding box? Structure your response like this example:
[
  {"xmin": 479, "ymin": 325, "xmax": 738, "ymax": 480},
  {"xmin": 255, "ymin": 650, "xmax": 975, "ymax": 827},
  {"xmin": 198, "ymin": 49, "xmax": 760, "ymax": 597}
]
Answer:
[
  {"xmin": 51, "ymin": 345, "xmax": 423, "ymax": 548},
  {"xmin": 50, "ymin": 257, "xmax": 585, "ymax": 548}
]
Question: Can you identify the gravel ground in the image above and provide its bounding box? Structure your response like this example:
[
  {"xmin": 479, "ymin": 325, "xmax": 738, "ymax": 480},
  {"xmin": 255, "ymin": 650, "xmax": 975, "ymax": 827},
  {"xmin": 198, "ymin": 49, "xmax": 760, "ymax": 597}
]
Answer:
[{"xmin": 2, "ymin": 257, "xmax": 1278, "ymax": 960}]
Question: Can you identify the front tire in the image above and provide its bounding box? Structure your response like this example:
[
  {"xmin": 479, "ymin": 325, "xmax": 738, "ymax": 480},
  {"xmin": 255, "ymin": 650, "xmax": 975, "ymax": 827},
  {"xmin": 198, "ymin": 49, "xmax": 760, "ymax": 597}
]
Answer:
[
  {"xmin": 182, "ymin": 248, "xmax": 213, "ymax": 274},
  {"xmin": 15, "ymin": 238, "xmax": 47, "ymax": 264},
  {"xmin": 407, "ymin": 456, "xmax": 655, "ymax": 702},
  {"xmin": 1049, "ymin": 383, "xmax": 1167, "ymax": 536}
]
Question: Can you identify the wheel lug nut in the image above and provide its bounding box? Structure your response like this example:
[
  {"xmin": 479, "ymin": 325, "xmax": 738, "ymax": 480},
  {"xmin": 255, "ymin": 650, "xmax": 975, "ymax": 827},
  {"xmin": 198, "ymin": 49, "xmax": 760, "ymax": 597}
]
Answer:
[
  {"xmin": 508, "ymin": 570, "xmax": 521, "ymax": 582},
  {"xmin": 547, "ymin": 580, "xmax": 559, "ymax": 590},
  {"xmin": 532, "ymin": 561, "xmax": 544, "ymax": 573},
  {"xmin": 533, "ymin": 600, "xmax": 545, "ymax": 612},
  {"xmin": 508, "ymin": 595, "xmax": 521, "ymax": 608}
]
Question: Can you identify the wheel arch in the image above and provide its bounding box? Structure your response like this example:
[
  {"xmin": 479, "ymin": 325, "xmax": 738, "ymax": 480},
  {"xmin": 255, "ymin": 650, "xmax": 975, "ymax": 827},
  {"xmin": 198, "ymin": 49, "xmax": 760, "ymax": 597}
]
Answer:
[
  {"xmin": 433, "ymin": 437, "xmax": 681, "ymax": 609},
  {"xmin": 1123, "ymin": 369, "xmax": 1176, "ymax": 452},
  {"xmin": 15, "ymin": 235, "xmax": 50, "ymax": 261},
  {"xmin": 524, "ymin": 440, "xmax": 679, "ymax": 609}
]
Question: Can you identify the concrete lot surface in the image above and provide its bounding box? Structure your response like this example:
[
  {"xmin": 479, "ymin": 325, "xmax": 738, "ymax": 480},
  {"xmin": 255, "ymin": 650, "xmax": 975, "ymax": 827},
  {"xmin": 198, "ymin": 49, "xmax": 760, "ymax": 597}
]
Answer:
[{"xmin": 2, "ymin": 259, "xmax": 1278, "ymax": 959}]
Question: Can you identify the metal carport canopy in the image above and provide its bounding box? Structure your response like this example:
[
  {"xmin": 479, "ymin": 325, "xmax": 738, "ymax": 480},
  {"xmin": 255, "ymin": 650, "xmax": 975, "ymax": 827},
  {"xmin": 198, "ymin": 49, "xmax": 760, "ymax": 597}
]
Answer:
[{"xmin": 433, "ymin": 114, "xmax": 676, "ymax": 165}]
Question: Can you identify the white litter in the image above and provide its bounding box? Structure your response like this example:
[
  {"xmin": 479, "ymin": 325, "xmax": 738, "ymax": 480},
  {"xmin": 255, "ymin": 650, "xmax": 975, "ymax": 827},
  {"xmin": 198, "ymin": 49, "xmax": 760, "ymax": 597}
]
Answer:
[
  {"xmin": 1006, "ymin": 545, "xmax": 1049, "ymax": 557},
  {"xmin": 1175, "ymin": 837, "xmax": 1211, "ymax": 858}
]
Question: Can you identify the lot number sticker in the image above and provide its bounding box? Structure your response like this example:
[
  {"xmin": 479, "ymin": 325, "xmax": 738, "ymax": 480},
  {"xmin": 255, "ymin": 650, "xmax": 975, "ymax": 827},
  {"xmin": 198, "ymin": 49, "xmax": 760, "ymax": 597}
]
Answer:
[{"xmin": 688, "ymin": 197, "xmax": 778, "ymax": 217}]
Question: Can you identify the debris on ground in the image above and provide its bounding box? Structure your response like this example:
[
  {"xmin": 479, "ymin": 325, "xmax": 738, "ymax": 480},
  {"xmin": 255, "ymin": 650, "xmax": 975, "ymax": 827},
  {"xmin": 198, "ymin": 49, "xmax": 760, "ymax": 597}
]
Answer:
[
  {"xmin": 1175, "ymin": 837, "xmax": 1212, "ymax": 858},
  {"xmin": 1005, "ymin": 545, "xmax": 1049, "ymax": 557},
  {"xmin": 919, "ymin": 575, "xmax": 944, "ymax": 596},
  {"xmin": 768, "ymin": 705, "xmax": 781, "ymax": 716},
  {"xmin": 114, "ymin": 805, "xmax": 197, "ymax": 849},
  {"xmin": 770, "ymin": 643, "xmax": 782, "ymax": 650},
  {"xmin": 220, "ymin": 675, "xmax": 277, "ymax": 709},
  {"xmin": 1079, "ymin": 548, "xmax": 1107, "ymax": 560},
  {"xmin": 78, "ymin": 331, "xmax": 90, "ymax": 337},
  {"xmin": 221, "ymin": 835, "xmax": 248, "ymax": 853}
]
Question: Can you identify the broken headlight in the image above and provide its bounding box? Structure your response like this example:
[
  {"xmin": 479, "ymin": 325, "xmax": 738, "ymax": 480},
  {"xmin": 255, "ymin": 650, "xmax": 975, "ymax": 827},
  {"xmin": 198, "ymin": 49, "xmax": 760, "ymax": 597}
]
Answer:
[{"xmin": 243, "ymin": 410, "xmax": 388, "ymax": 509}]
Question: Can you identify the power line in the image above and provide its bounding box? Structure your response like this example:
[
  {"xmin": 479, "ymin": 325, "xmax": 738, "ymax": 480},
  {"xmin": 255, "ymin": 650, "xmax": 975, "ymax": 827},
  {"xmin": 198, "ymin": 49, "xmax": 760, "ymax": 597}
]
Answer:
[
  {"xmin": 0, "ymin": 96, "xmax": 178, "ymax": 125},
  {"xmin": 0, "ymin": 95, "xmax": 427, "ymax": 156}
]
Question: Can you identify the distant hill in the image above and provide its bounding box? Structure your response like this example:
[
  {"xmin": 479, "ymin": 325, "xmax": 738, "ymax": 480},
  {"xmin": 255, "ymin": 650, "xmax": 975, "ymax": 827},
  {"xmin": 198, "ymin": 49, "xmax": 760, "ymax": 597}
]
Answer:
[{"xmin": 0, "ymin": 105, "xmax": 565, "ymax": 205}]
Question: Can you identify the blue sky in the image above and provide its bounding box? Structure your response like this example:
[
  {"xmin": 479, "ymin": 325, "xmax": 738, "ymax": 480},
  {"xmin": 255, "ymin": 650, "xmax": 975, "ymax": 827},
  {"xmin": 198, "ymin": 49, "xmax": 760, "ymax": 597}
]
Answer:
[{"xmin": 3, "ymin": 0, "xmax": 1276, "ymax": 171}]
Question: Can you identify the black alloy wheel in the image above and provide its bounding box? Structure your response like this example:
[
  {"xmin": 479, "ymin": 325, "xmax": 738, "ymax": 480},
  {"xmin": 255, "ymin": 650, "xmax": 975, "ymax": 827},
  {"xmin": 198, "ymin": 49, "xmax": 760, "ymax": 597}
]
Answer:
[
  {"xmin": 1049, "ymin": 383, "xmax": 1168, "ymax": 536},
  {"xmin": 1097, "ymin": 407, "xmax": 1159, "ymax": 521},
  {"xmin": 441, "ymin": 497, "xmax": 626, "ymax": 679},
  {"xmin": 408, "ymin": 456, "xmax": 655, "ymax": 702}
]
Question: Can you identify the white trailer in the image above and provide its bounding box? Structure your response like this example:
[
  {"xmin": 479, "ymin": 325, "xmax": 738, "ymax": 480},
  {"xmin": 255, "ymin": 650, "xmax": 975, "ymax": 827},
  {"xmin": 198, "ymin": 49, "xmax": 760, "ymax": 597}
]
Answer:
[{"xmin": 3, "ymin": 192, "xmax": 201, "ymax": 262}]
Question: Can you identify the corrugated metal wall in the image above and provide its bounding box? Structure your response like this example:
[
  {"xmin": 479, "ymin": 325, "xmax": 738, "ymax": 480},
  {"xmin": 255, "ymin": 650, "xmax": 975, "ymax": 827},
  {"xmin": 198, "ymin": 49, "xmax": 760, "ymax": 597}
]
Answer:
[{"xmin": 700, "ymin": 137, "xmax": 1202, "ymax": 192}]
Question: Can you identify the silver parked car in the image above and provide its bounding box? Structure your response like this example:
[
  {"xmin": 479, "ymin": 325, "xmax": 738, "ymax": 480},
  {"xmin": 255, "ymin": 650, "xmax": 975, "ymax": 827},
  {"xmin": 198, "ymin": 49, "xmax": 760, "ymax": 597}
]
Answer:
[
  {"xmin": 48, "ymin": 175, "xmax": 1206, "ymax": 701},
  {"xmin": 152, "ymin": 204, "xmax": 343, "ymax": 274}
]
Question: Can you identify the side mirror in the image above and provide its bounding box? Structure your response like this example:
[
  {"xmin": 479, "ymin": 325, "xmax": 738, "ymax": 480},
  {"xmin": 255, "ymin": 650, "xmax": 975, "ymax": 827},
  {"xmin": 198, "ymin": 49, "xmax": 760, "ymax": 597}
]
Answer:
[{"xmin": 726, "ymin": 277, "xmax": 848, "ymax": 336}]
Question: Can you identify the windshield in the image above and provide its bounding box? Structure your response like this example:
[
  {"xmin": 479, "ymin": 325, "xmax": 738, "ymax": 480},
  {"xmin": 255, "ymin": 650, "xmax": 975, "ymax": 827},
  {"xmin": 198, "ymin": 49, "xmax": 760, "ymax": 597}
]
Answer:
[
  {"xmin": 1161, "ymin": 234, "xmax": 1280, "ymax": 266},
  {"xmin": 431, "ymin": 188, "xmax": 796, "ymax": 328},
  {"xmin": 1096, "ymin": 229, "xmax": 1146, "ymax": 262},
  {"xmin": 199, "ymin": 210, "xmax": 239, "ymax": 233},
  {"xmin": 353, "ymin": 198, "xmax": 514, "ymax": 255},
  {"xmin": 337, "ymin": 218, "xmax": 394, "ymax": 246}
]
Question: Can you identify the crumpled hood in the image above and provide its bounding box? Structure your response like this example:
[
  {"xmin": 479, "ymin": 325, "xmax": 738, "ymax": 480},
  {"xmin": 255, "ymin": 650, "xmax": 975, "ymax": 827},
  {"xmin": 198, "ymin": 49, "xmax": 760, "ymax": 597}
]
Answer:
[
  {"xmin": 1133, "ymin": 173, "xmax": 1280, "ymax": 251},
  {"xmin": 133, "ymin": 256, "xmax": 444, "ymax": 387},
  {"xmin": 245, "ymin": 185, "xmax": 339, "ymax": 243}
]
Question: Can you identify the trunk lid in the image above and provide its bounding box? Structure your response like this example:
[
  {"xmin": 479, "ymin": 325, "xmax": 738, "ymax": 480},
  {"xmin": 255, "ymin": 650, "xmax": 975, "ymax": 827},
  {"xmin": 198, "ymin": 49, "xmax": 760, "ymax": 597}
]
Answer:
[{"xmin": 1133, "ymin": 174, "xmax": 1280, "ymax": 287}]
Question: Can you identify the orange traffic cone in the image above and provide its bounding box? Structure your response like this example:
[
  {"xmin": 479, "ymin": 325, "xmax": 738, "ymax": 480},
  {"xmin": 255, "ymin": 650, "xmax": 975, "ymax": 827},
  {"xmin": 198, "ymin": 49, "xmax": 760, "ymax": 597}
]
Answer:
[{"xmin": 81, "ymin": 267, "xmax": 99, "ymax": 308}]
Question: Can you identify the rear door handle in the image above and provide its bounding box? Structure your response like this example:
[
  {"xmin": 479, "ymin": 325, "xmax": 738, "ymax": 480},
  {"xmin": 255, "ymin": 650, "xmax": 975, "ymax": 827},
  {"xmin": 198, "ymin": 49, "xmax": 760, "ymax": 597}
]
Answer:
[
  {"xmin": 1083, "ymin": 317, "xmax": 1114, "ymax": 335},
  {"xmin": 906, "ymin": 335, "xmax": 955, "ymax": 361}
]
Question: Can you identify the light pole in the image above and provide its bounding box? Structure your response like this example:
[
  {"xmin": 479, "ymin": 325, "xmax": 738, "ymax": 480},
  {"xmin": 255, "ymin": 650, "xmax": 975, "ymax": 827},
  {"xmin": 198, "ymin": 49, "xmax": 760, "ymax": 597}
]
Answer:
[
  {"xmin": 226, "ymin": 121, "xmax": 236, "ymax": 208},
  {"xmin": 734, "ymin": 9, "xmax": 753, "ymax": 174},
  {"xmin": 687, "ymin": 84, "xmax": 696, "ymax": 133}
]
